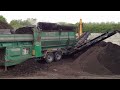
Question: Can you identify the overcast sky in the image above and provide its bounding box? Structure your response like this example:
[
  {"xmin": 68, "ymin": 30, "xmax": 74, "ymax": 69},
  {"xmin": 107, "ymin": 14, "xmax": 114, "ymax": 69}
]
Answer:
[{"xmin": 0, "ymin": 11, "xmax": 120, "ymax": 24}]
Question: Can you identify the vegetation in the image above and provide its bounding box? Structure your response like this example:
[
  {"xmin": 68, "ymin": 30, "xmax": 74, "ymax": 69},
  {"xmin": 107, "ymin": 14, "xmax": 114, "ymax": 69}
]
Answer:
[
  {"xmin": 0, "ymin": 15, "xmax": 8, "ymax": 23},
  {"xmin": 75, "ymin": 22, "xmax": 120, "ymax": 33},
  {"xmin": 10, "ymin": 18, "xmax": 37, "ymax": 29},
  {"xmin": 1, "ymin": 15, "xmax": 120, "ymax": 33}
]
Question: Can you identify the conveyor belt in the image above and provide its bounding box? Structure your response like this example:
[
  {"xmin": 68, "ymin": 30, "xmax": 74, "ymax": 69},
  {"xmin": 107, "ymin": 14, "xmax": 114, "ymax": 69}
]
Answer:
[{"xmin": 69, "ymin": 30, "xmax": 120, "ymax": 55}]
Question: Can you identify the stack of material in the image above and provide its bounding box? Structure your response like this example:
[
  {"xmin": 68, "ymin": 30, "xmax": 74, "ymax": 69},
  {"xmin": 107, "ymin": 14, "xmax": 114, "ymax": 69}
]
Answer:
[
  {"xmin": 0, "ymin": 21, "xmax": 13, "ymax": 34},
  {"xmin": 0, "ymin": 21, "xmax": 13, "ymax": 29},
  {"xmin": 15, "ymin": 27, "xmax": 33, "ymax": 34},
  {"xmin": 37, "ymin": 22, "xmax": 76, "ymax": 31},
  {"xmin": 71, "ymin": 42, "xmax": 120, "ymax": 75}
]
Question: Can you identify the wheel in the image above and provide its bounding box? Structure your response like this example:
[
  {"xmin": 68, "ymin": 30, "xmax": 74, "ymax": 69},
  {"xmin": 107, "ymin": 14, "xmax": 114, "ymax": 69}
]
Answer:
[
  {"xmin": 45, "ymin": 52, "xmax": 54, "ymax": 63},
  {"xmin": 54, "ymin": 51, "xmax": 62, "ymax": 61},
  {"xmin": 34, "ymin": 57, "xmax": 43, "ymax": 63}
]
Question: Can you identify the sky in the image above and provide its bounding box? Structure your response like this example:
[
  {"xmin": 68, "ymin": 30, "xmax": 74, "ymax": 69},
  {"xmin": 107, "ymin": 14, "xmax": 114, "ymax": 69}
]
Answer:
[{"xmin": 0, "ymin": 11, "xmax": 120, "ymax": 24}]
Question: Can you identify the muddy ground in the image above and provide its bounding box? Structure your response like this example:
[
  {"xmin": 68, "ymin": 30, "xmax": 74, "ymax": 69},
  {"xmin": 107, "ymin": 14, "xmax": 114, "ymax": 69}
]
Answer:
[{"xmin": 0, "ymin": 41, "xmax": 120, "ymax": 79}]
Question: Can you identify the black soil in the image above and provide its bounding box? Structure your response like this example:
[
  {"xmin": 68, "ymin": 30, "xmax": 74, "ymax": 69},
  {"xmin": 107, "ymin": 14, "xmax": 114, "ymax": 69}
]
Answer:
[
  {"xmin": 0, "ymin": 21, "xmax": 13, "ymax": 34},
  {"xmin": 0, "ymin": 21, "xmax": 13, "ymax": 29},
  {"xmin": 15, "ymin": 27, "xmax": 33, "ymax": 34},
  {"xmin": 71, "ymin": 42, "xmax": 120, "ymax": 75},
  {"xmin": 98, "ymin": 42, "xmax": 120, "ymax": 74}
]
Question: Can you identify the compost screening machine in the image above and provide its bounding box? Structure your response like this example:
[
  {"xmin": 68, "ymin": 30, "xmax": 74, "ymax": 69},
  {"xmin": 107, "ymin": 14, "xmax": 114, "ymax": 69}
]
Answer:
[{"xmin": 0, "ymin": 19, "xmax": 120, "ymax": 71}]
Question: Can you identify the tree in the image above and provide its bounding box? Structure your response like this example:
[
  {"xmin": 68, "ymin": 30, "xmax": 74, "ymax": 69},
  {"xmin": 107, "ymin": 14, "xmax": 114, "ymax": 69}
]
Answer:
[
  {"xmin": 10, "ymin": 20, "xmax": 23, "ymax": 29},
  {"xmin": 75, "ymin": 22, "xmax": 120, "ymax": 33},
  {"xmin": 10, "ymin": 18, "xmax": 37, "ymax": 29},
  {"xmin": 0, "ymin": 15, "xmax": 7, "ymax": 23},
  {"xmin": 26, "ymin": 18, "xmax": 37, "ymax": 25}
]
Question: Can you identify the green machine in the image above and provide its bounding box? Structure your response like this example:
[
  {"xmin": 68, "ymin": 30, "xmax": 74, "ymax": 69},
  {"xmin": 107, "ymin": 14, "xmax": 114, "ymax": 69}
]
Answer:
[
  {"xmin": 0, "ymin": 21, "xmax": 118, "ymax": 70},
  {"xmin": 0, "ymin": 23, "xmax": 77, "ymax": 68}
]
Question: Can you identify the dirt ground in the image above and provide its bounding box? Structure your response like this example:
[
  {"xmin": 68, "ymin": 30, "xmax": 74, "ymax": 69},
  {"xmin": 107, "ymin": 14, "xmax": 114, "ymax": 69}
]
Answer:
[{"xmin": 0, "ymin": 41, "xmax": 120, "ymax": 79}]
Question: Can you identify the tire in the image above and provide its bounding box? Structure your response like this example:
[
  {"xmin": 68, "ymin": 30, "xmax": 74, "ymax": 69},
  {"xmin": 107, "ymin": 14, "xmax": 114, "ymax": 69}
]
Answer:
[
  {"xmin": 34, "ymin": 57, "xmax": 43, "ymax": 63},
  {"xmin": 45, "ymin": 52, "xmax": 54, "ymax": 63},
  {"xmin": 54, "ymin": 51, "xmax": 62, "ymax": 61}
]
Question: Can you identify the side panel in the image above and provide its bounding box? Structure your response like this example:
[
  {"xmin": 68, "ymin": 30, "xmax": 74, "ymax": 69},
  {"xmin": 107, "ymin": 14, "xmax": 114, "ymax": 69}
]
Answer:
[
  {"xmin": 68, "ymin": 32, "xmax": 76, "ymax": 45},
  {"xmin": 5, "ymin": 46, "xmax": 33, "ymax": 66},
  {"xmin": 0, "ymin": 42, "xmax": 33, "ymax": 66},
  {"xmin": 60, "ymin": 32, "xmax": 69, "ymax": 46},
  {"xmin": 41, "ymin": 31, "xmax": 76, "ymax": 50},
  {"xmin": 41, "ymin": 32, "xmax": 60, "ymax": 48},
  {"xmin": 0, "ymin": 34, "xmax": 33, "ymax": 42}
]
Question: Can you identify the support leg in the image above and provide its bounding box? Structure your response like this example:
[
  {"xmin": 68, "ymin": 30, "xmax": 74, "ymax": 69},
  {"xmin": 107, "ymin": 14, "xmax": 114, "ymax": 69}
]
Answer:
[{"xmin": 5, "ymin": 66, "xmax": 7, "ymax": 71}]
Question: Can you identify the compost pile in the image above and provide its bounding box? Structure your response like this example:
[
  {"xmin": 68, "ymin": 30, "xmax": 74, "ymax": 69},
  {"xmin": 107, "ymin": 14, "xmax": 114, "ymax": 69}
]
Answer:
[
  {"xmin": 37, "ymin": 22, "xmax": 76, "ymax": 31},
  {"xmin": 0, "ymin": 59, "xmax": 45, "ymax": 77},
  {"xmin": 71, "ymin": 42, "xmax": 120, "ymax": 75},
  {"xmin": 15, "ymin": 27, "xmax": 34, "ymax": 34},
  {"xmin": 0, "ymin": 21, "xmax": 13, "ymax": 34},
  {"xmin": 15, "ymin": 22, "xmax": 76, "ymax": 34},
  {"xmin": 0, "ymin": 21, "xmax": 13, "ymax": 29}
]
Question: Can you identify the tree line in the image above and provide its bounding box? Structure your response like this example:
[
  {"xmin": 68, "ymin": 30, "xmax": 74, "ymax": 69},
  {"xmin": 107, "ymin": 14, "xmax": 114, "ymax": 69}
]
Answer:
[
  {"xmin": 0, "ymin": 15, "xmax": 37, "ymax": 29},
  {"xmin": 1, "ymin": 15, "xmax": 120, "ymax": 33},
  {"xmin": 76, "ymin": 22, "xmax": 120, "ymax": 33}
]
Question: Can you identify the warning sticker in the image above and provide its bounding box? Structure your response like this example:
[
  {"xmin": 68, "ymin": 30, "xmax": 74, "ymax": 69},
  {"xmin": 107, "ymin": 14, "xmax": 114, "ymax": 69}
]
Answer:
[{"xmin": 23, "ymin": 48, "xmax": 29, "ymax": 55}]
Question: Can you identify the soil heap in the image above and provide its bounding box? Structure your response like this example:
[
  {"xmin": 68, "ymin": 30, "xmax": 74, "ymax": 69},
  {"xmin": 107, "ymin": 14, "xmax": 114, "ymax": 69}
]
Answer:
[{"xmin": 71, "ymin": 42, "xmax": 120, "ymax": 75}]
